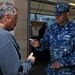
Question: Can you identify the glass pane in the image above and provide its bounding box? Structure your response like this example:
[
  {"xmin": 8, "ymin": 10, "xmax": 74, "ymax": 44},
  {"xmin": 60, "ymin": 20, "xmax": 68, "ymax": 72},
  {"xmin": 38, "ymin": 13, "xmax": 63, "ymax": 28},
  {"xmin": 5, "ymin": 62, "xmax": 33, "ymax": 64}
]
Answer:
[
  {"xmin": 30, "ymin": 14, "xmax": 35, "ymax": 21},
  {"xmin": 37, "ymin": 14, "xmax": 55, "ymax": 26}
]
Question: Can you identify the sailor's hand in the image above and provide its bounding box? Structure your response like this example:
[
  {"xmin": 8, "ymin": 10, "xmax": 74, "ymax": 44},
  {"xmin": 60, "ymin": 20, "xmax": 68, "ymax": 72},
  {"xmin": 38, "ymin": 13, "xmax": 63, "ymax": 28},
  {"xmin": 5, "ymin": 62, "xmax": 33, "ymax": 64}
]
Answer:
[{"xmin": 51, "ymin": 61, "xmax": 60, "ymax": 69}]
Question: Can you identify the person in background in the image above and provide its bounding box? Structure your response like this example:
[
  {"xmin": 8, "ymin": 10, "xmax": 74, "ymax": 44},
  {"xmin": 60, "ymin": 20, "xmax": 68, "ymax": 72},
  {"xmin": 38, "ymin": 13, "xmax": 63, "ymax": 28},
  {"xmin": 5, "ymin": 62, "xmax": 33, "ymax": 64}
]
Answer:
[
  {"xmin": 38, "ymin": 23, "xmax": 50, "ymax": 62},
  {"xmin": 38, "ymin": 23, "xmax": 47, "ymax": 40},
  {"xmin": 31, "ymin": 3, "xmax": 75, "ymax": 75},
  {"xmin": 0, "ymin": 2, "xmax": 35, "ymax": 75}
]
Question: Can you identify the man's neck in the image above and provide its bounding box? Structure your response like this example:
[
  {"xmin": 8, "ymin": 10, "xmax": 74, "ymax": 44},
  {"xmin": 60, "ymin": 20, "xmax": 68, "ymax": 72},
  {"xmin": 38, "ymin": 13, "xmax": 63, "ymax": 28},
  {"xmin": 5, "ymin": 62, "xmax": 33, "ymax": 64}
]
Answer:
[
  {"xmin": 0, "ymin": 23, "xmax": 5, "ymax": 29},
  {"xmin": 59, "ymin": 19, "xmax": 68, "ymax": 26}
]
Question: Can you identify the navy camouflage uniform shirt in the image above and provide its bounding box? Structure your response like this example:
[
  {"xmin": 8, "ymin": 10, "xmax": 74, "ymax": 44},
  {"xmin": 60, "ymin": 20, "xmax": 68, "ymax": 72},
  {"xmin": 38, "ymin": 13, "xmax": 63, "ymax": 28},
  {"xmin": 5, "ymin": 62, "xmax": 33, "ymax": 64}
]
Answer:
[{"xmin": 36, "ymin": 20, "xmax": 75, "ymax": 75}]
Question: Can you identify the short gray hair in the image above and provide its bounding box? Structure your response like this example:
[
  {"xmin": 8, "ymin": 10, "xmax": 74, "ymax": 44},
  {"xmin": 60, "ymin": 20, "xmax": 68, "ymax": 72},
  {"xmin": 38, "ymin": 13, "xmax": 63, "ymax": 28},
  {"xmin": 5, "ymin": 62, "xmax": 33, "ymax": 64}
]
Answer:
[{"xmin": 0, "ymin": 2, "xmax": 17, "ymax": 19}]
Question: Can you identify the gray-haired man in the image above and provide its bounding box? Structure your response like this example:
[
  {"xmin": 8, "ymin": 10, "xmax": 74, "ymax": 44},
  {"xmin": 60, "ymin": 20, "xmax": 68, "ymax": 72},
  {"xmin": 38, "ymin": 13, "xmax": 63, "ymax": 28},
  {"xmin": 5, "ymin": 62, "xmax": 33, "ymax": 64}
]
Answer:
[{"xmin": 0, "ymin": 2, "xmax": 35, "ymax": 75}]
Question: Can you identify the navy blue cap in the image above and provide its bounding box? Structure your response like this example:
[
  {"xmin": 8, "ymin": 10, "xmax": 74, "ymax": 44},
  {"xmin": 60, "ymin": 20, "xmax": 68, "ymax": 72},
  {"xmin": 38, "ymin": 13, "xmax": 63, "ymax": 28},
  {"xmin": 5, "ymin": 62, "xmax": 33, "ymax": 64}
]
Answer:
[{"xmin": 53, "ymin": 3, "xmax": 70, "ymax": 15}]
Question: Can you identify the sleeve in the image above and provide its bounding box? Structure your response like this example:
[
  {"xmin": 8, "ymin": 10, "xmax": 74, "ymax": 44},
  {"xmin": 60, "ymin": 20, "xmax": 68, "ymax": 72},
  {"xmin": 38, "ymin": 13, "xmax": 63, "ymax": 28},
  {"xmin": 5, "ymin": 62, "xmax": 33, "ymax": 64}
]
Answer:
[
  {"xmin": 22, "ymin": 59, "xmax": 34, "ymax": 74},
  {"xmin": 0, "ymin": 42, "xmax": 33, "ymax": 75},
  {"xmin": 36, "ymin": 28, "xmax": 50, "ymax": 51}
]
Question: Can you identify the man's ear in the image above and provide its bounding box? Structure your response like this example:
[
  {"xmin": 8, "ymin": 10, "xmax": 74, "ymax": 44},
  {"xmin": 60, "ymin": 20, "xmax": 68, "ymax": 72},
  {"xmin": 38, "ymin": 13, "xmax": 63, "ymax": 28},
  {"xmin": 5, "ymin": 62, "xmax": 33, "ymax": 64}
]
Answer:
[
  {"xmin": 5, "ymin": 14, "xmax": 11, "ymax": 21},
  {"xmin": 66, "ymin": 12, "xmax": 70, "ymax": 16}
]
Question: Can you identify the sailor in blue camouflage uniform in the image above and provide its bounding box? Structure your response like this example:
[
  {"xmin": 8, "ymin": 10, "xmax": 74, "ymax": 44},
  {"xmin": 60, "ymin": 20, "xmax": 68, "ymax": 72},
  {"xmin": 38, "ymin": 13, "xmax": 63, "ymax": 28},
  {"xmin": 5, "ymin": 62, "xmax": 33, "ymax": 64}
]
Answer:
[{"xmin": 31, "ymin": 3, "xmax": 75, "ymax": 75}]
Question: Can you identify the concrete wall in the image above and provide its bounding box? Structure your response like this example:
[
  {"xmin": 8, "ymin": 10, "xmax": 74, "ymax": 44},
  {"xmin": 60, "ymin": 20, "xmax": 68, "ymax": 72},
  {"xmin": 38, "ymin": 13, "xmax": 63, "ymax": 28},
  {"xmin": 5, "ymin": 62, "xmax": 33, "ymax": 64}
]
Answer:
[
  {"xmin": 31, "ymin": 1, "xmax": 55, "ymax": 15},
  {"xmin": 14, "ymin": 0, "xmax": 28, "ymax": 61}
]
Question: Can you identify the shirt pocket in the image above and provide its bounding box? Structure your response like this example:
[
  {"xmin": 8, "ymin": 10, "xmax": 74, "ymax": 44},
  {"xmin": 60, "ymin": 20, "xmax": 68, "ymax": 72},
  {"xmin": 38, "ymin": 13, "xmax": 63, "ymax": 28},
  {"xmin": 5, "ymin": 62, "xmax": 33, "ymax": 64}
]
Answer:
[{"xmin": 59, "ymin": 35, "xmax": 73, "ymax": 57}]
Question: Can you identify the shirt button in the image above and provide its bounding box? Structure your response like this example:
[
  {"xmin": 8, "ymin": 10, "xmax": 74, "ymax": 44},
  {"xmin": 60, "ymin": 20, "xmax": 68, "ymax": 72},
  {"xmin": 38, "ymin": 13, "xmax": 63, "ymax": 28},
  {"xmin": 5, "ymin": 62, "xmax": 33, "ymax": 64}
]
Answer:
[{"xmin": 64, "ymin": 48, "xmax": 67, "ymax": 51}]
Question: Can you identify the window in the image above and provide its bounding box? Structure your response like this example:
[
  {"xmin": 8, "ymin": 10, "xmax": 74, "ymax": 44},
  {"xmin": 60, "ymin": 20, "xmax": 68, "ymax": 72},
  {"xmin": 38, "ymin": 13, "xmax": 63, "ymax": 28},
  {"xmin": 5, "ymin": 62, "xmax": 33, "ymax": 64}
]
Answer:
[
  {"xmin": 30, "ymin": 13, "xmax": 55, "ymax": 26},
  {"xmin": 30, "ymin": 14, "xmax": 35, "ymax": 21},
  {"xmin": 37, "ymin": 14, "xmax": 55, "ymax": 26}
]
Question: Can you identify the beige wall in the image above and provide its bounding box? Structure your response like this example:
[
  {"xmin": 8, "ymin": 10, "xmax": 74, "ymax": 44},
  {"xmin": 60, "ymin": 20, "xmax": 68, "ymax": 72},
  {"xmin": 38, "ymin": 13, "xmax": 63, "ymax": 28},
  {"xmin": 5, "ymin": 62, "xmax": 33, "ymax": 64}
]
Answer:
[
  {"xmin": 14, "ymin": 0, "xmax": 28, "ymax": 61},
  {"xmin": 31, "ymin": 1, "xmax": 55, "ymax": 15}
]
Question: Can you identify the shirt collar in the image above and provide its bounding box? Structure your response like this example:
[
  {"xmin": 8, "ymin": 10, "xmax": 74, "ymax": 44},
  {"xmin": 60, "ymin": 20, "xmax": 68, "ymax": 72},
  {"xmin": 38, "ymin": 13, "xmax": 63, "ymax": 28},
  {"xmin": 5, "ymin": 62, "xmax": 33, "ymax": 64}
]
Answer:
[{"xmin": 57, "ymin": 20, "xmax": 70, "ymax": 30}]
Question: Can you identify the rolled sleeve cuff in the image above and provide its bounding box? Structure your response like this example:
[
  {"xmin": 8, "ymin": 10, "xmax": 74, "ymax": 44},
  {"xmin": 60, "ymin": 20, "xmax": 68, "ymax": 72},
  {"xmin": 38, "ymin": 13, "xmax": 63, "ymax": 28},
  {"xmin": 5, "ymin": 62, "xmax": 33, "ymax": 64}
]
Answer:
[
  {"xmin": 58, "ymin": 59, "xmax": 64, "ymax": 67},
  {"xmin": 58, "ymin": 57, "xmax": 69, "ymax": 68}
]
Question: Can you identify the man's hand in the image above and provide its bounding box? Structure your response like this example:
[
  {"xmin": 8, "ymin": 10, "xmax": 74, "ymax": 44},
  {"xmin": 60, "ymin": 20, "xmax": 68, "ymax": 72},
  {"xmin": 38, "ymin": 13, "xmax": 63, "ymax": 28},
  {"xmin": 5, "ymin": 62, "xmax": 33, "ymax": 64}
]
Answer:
[
  {"xmin": 27, "ymin": 53, "xmax": 35, "ymax": 63},
  {"xmin": 51, "ymin": 61, "xmax": 60, "ymax": 69}
]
